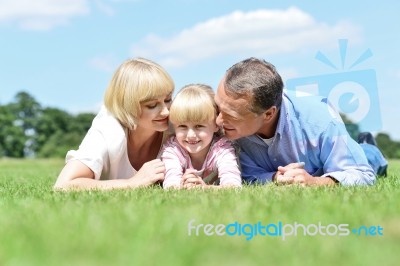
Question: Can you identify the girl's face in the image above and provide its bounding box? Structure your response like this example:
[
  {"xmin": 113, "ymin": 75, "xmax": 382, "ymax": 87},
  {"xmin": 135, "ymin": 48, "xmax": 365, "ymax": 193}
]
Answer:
[
  {"xmin": 174, "ymin": 119, "xmax": 218, "ymax": 155},
  {"xmin": 137, "ymin": 93, "xmax": 172, "ymax": 132}
]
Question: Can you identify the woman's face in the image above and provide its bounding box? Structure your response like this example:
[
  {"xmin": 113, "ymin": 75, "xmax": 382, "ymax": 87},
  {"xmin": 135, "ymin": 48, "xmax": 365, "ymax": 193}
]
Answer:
[{"xmin": 137, "ymin": 92, "xmax": 173, "ymax": 132}]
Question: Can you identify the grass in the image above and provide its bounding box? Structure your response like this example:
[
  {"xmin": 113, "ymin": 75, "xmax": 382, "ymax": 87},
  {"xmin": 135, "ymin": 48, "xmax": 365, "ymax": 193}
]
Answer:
[{"xmin": 1, "ymin": 159, "xmax": 400, "ymax": 266}]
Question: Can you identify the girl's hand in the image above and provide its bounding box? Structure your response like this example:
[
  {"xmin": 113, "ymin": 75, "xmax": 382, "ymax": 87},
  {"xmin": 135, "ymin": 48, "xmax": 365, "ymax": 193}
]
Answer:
[{"xmin": 182, "ymin": 169, "xmax": 207, "ymax": 189}]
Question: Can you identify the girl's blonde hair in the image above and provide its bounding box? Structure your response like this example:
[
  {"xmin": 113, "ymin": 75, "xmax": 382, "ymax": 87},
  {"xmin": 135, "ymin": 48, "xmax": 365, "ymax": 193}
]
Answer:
[
  {"xmin": 169, "ymin": 84, "xmax": 217, "ymax": 124},
  {"xmin": 104, "ymin": 57, "xmax": 174, "ymax": 130}
]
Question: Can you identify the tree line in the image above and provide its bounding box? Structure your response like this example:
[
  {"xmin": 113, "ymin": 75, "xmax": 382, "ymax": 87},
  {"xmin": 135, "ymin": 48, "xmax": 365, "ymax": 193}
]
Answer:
[
  {"xmin": 0, "ymin": 91, "xmax": 95, "ymax": 158},
  {"xmin": 341, "ymin": 115, "xmax": 400, "ymax": 159},
  {"xmin": 1, "ymin": 91, "xmax": 400, "ymax": 159}
]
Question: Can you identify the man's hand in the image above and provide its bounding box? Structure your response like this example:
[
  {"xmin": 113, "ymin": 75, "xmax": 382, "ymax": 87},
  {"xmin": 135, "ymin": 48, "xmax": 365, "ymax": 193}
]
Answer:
[
  {"xmin": 274, "ymin": 162, "xmax": 336, "ymax": 186},
  {"xmin": 274, "ymin": 162, "xmax": 304, "ymax": 184}
]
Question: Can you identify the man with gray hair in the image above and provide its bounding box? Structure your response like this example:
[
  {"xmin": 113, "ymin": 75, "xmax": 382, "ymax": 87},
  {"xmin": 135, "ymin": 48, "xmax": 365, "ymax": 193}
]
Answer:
[{"xmin": 214, "ymin": 57, "xmax": 375, "ymax": 186}]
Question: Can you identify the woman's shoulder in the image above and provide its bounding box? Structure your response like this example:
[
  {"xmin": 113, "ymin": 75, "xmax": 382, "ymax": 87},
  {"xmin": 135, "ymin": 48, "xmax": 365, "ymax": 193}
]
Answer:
[
  {"xmin": 90, "ymin": 106, "xmax": 125, "ymax": 134},
  {"xmin": 88, "ymin": 106, "xmax": 127, "ymax": 155},
  {"xmin": 92, "ymin": 106, "xmax": 123, "ymax": 129}
]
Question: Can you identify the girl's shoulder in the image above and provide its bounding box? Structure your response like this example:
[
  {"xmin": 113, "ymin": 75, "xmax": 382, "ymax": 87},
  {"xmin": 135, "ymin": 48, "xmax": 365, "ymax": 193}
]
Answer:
[
  {"xmin": 161, "ymin": 136, "xmax": 188, "ymax": 156},
  {"xmin": 210, "ymin": 136, "xmax": 236, "ymax": 152}
]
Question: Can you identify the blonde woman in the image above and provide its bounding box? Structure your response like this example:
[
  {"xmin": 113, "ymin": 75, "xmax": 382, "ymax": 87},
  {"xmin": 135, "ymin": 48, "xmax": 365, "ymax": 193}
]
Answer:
[
  {"xmin": 161, "ymin": 84, "xmax": 242, "ymax": 189},
  {"xmin": 54, "ymin": 58, "xmax": 174, "ymax": 190}
]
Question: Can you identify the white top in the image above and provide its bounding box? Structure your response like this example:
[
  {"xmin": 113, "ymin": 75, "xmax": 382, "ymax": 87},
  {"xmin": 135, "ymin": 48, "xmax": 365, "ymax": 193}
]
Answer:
[
  {"xmin": 66, "ymin": 105, "xmax": 170, "ymax": 180},
  {"xmin": 260, "ymin": 135, "xmax": 275, "ymax": 146}
]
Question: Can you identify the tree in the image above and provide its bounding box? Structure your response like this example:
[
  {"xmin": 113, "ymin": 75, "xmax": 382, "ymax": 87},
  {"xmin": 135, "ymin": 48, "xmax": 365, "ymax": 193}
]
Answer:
[
  {"xmin": 3, "ymin": 92, "xmax": 43, "ymax": 157},
  {"xmin": 34, "ymin": 107, "xmax": 72, "ymax": 154},
  {"xmin": 0, "ymin": 91, "xmax": 95, "ymax": 158},
  {"xmin": 375, "ymin": 133, "xmax": 400, "ymax": 159},
  {"xmin": 35, "ymin": 111, "xmax": 95, "ymax": 158},
  {"xmin": 340, "ymin": 113, "xmax": 360, "ymax": 141},
  {"xmin": 9, "ymin": 91, "xmax": 41, "ymax": 131},
  {"xmin": 68, "ymin": 113, "xmax": 95, "ymax": 134},
  {"xmin": 0, "ymin": 105, "xmax": 26, "ymax": 157},
  {"xmin": 37, "ymin": 131, "xmax": 84, "ymax": 158}
]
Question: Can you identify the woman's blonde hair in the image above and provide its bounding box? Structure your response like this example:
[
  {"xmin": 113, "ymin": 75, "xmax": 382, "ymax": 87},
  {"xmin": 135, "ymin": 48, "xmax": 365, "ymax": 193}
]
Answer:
[
  {"xmin": 169, "ymin": 84, "xmax": 217, "ymax": 124},
  {"xmin": 104, "ymin": 58, "xmax": 174, "ymax": 129}
]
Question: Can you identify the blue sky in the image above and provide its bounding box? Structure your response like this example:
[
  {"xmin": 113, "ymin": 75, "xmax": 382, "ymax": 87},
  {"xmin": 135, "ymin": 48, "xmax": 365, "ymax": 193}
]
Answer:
[{"xmin": 1, "ymin": 0, "xmax": 399, "ymax": 140}]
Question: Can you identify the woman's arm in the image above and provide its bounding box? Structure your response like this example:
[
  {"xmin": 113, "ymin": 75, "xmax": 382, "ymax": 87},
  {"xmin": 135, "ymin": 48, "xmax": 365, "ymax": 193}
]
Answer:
[{"xmin": 54, "ymin": 159, "xmax": 165, "ymax": 191}]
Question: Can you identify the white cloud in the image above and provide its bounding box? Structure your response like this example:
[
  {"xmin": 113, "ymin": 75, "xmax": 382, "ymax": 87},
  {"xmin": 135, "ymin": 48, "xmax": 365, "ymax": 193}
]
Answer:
[
  {"xmin": 131, "ymin": 7, "xmax": 362, "ymax": 68},
  {"xmin": 0, "ymin": 0, "xmax": 89, "ymax": 30},
  {"xmin": 95, "ymin": 0, "xmax": 115, "ymax": 16}
]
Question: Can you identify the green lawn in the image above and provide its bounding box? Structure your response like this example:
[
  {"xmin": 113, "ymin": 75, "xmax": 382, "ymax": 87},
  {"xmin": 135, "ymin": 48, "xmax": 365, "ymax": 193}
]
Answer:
[{"xmin": 1, "ymin": 159, "xmax": 399, "ymax": 266}]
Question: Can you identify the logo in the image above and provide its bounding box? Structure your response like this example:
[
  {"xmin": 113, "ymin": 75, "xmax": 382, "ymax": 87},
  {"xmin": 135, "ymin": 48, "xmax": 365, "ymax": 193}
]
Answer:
[
  {"xmin": 286, "ymin": 39, "xmax": 382, "ymax": 131},
  {"xmin": 188, "ymin": 219, "xmax": 384, "ymax": 241}
]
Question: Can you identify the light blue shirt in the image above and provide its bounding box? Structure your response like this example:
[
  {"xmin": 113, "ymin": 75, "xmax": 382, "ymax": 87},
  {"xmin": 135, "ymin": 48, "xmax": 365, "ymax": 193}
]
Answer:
[{"xmin": 236, "ymin": 93, "xmax": 376, "ymax": 186}]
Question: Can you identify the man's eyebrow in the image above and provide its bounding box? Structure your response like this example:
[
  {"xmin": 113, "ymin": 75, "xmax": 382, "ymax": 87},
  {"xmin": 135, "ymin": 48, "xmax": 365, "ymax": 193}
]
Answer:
[{"xmin": 220, "ymin": 108, "xmax": 239, "ymax": 118}]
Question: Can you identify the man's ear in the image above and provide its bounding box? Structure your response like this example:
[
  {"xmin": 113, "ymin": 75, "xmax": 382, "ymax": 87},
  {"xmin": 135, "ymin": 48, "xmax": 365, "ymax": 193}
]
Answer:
[{"xmin": 263, "ymin": 106, "xmax": 278, "ymax": 122}]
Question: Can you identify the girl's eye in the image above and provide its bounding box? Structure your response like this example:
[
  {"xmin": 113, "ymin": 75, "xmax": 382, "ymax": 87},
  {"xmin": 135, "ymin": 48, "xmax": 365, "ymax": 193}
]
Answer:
[
  {"xmin": 164, "ymin": 98, "xmax": 172, "ymax": 103},
  {"xmin": 178, "ymin": 125, "xmax": 187, "ymax": 129},
  {"xmin": 195, "ymin": 125, "xmax": 204, "ymax": 129}
]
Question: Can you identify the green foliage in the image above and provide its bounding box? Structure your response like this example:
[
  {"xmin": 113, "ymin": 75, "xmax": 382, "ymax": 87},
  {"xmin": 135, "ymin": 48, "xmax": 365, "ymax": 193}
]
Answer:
[
  {"xmin": 0, "ymin": 91, "xmax": 95, "ymax": 158},
  {"xmin": 340, "ymin": 113, "xmax": 360, "ymax": 140},
  {"xmin": 376, "ymin": 133, "xmax": 400, "ymax": 159},
  {"xmin": 0, "ymin": 105, "xmax": 26, "ymax": 157},
  {"xmin": 37, "ymin": 131, "xmax": 84, "ymax": 158},
  {"xmin": 340, "ymin": 113, "xmax": 400, "ymax": 159},
  {"xmin": 9, "ymin": 91, "xmax": 42, "ymax": 131},
  {"xmin": 0, "ymin": 159, "xmax": 400, "ymax": 266}
]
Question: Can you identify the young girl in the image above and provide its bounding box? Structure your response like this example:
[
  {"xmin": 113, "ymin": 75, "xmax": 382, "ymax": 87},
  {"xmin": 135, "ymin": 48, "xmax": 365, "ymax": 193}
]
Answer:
[{"xmin": 161, "ymin": 84, "xmax": 242, "ymax": 189}]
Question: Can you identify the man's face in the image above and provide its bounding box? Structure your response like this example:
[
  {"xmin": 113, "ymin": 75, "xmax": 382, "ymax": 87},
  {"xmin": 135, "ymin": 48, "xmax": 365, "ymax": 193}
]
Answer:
[{"xmin": 214, "ymin": 80, "xmax": 265, "ymax": 140}]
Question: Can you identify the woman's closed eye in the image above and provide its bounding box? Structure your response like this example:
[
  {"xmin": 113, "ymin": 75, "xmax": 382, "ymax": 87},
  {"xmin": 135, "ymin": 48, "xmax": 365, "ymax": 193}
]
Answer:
[
  {"xmin": 146, "ymin": 103, "xmax": 158, "ymax": 109},
  {"xmin": 147, "ymin": 97, "xmax": 171, "ymax": 109}
]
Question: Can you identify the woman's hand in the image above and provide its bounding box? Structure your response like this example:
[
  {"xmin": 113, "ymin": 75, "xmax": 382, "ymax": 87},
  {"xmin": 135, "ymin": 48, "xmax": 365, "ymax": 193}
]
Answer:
[{"xmin": 130, "ymin": 159, "xmax": 166, "ymax": 187}]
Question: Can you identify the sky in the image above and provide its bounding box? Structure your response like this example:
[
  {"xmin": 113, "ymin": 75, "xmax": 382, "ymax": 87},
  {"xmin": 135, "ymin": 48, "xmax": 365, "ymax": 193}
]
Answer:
[{"xmin": 1, "ymin": 0, "xmax": 399, "ymax": 140}]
